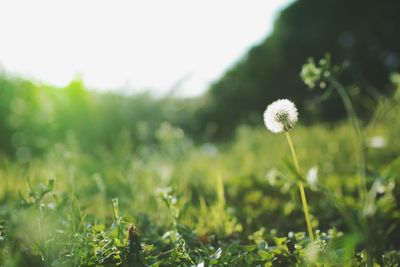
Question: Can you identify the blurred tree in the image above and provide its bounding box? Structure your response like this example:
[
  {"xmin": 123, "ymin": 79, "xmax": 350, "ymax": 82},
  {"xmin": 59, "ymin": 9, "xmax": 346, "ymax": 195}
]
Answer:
[{"xmin": 197, "ymin": 0, "xmax": 400, "ymax": 138}]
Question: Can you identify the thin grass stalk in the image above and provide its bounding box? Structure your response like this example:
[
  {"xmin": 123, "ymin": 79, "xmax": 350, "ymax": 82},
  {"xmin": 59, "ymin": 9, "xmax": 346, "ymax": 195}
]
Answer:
[{"xmin": 329, "ymin": 78, "xmax": 367, "ymax": 202}]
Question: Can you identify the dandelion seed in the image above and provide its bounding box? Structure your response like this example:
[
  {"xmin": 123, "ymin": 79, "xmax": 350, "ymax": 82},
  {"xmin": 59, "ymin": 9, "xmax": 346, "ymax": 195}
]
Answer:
[{"xmin": 263, "ymin": 99, "xmax": 298, "ymax": 133}]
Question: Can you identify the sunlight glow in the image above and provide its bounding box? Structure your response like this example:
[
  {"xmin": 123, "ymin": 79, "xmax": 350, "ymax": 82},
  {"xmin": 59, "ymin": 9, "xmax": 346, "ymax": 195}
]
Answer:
[{"xmin": 0, "ymin": 0, "xmax": 290, "ymax": 96}]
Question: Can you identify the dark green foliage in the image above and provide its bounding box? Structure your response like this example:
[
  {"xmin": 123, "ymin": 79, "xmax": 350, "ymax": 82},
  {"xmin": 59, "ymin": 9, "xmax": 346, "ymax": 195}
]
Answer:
[
  {"xmin": 198, "ymin": 0, "xmax": 400, "ymax": 138},
  {"xmin": 383, "ymin": 251, "xmax": 400, "ymax": 267}
]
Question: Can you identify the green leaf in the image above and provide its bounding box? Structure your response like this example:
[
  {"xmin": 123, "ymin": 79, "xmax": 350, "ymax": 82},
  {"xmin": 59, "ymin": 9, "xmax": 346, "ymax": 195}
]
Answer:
[
  {"xmin": 274, "ymin": 237, "xmax": 287, "ymax": 246},
  {"xmin": 257, "ymin": 250, "xmax": 273, "ymax": 260},
  {"xmin": 241, "ymin": 244, "xmax": 258, "ymax": 252}
]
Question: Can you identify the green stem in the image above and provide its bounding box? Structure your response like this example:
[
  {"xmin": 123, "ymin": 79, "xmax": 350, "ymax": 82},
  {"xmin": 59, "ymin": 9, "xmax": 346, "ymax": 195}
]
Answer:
[
  {"xmin": 285, "ymin": 131, "xmax": 315, "ymax": 242},
  {"xmin": 330, "ymin": 78, "xmax": 367, "ymax": 202}
]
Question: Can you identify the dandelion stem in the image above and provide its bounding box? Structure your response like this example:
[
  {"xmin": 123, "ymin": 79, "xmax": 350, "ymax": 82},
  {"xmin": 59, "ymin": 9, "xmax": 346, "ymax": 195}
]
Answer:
[
  {"xmin": 285, "ymin": 131, "xmax": 301, "ymax": 172},
  {"xmin": 285, "ymin": 131, "xmax": 315, "ymax": 242},
  {"xmin": 298, "ymin": 181, "xmax": 315, "ymax": 242}
]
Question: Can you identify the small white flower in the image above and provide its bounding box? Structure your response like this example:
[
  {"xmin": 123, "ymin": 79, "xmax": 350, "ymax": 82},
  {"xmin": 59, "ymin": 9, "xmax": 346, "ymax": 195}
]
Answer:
[
  {"xmin": 266, "ymin": 167, "xmax": 279, "ymax": 185},
  {"xmin": 367, "ymin": 136, "xmax": 386, "ymax": 149},
  {"xmin": 263, "ymin": 99, "xmax": 298, "ymax": 133},
  {"xmin": 306, "ymin": 166, "xmax": 318, "ymax": 188}
]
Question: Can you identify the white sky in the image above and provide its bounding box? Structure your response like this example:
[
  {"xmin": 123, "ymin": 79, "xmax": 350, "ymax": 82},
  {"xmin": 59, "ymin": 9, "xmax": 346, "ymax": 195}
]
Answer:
[{"xmin": 0, "ymin": 0, "xmax": 290, "ymax": 96}]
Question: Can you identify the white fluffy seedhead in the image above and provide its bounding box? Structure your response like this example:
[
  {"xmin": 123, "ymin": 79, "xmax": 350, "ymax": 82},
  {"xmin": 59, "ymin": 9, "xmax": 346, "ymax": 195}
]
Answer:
[{"xmin": 263, "ymin": 99, "xmax": 298, "ymax": 133}]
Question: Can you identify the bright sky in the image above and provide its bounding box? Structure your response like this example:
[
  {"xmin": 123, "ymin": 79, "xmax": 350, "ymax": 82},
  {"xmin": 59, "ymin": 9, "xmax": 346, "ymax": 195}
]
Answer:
[{"xmin": 0, "ymin": 0, "xmax": 290, "ymax": 96}]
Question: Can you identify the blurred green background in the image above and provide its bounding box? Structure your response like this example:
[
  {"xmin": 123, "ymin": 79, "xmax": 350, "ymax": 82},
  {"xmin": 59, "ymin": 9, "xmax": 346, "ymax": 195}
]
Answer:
[{"xmin": 1, "ymin": 0, "xmax": 400, "ymax": 156}]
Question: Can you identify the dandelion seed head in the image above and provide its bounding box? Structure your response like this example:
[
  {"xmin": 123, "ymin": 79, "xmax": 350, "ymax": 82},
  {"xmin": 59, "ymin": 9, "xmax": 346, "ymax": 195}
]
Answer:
[{"xmin": 263, "ymin": 99, "xmax": 298, "ymax": 133}]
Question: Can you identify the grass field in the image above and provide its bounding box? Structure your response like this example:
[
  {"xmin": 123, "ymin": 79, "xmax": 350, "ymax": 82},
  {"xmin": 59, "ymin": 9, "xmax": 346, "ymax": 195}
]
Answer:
[
  {"xmin": 0, "ymin": 98, "xmax": 399, "ymax": 266},
  {"xmin": 1, "ymin": 70, "xmax": 400, "ymax": 266}
]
